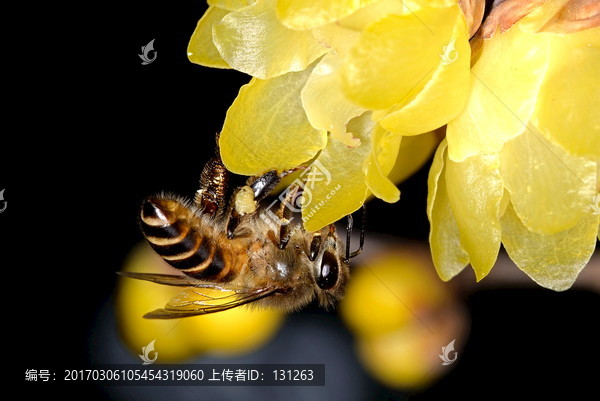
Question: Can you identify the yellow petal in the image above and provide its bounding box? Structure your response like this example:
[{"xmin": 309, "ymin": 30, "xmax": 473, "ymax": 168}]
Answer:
[
  {"xmin": 388, "ymin": 129, "xmax": 442, "ymax": 185},
  {"xmin": 533, "ymin": 28, "xmax": 600, "ymax": 158},
  {"xmin": 426, "ymin": 140, "xmax": 470, "ymax": 281},
  {"xmin": 208, "ymin": 0, "xmax": 254, "ymax": 11},
  {"xmin": 213, "ymin": 0, "xmax": 327, "ymax": 79},
  {"xmin": 445, "ymin": 152, "xmax": 504, "ymax": 280},
  {"xmin": 501, "ymin": 202, "xmax": 599, "ymax": 291},
  {"xmin": 301, "ymin": 53, "xmax": 366, "ymax": 147},
  {"xmin": 337, "ymin": 0, "xmax": 412, "ymax": 31},
  {"xmin": 341, "ymin": 4, "xmax": 463, "ymax": 110},
  {"xmin": 374, "ymin": 7, "xmax": 470, "ymax": 135},
  {"xmin": 364, "ymin": 126, "xmax": 402, "ymax": 202},
  {"xmin": 365, "ymin": 129, "xmax": 441, "ymax": 203},
  {"xmin": 220, "ymin": 66, "xmax": 327, "ymax": 176},
  {"xmin": 311, "ymin": 23, "xmax": 361, "ymax": 57},
  {"xmin": 500, "ymin": 130, "xmax": 597, "ymax": 235},
  {"xmin": 276, "ymin": 0, "xmax": 379, "ymax": 30},
  {"xmin": 188, "ymin": 6, "xmax": 231, "ymax": 68},
  {"xmin": 404, "ymin": 0, "xmax": 458, "ymax": 8},
  {"xmin": 375, "ymin": 127, "xmax": 403, "ymax": 174},
  {"xmin": 302, "ymin": 114, "xmax": 373, "ymax": 231},
  {"xmin": 446, "ymin": 21, "xmax": 552, "ymax": 162},
  {"xmin": 516, "ymin": 0, "xmax": 573, "ymax": 34}
]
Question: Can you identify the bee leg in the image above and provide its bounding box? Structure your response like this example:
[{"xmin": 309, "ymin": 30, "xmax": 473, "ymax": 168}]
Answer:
[
  {"xmin": 345, "ymin": 205, "xmax": 367, "ymax": 262},
  {"xmin": 275, "ymin": 184, "xmax": 303, "ymax": 250},
  {"xmin": 226, "ymin": 186, "xmax": 257, "ymax": 238},
  {"xmin": 248, "ymin": 170, "xmax": 281, "ymax": 202},
  {"xmin": 194, "ymin": 135, "xmax": 230, "ymax": 217},
  {"xmin": 226, "ymin": 167, "xmax": 304, "ymax": 239},
  {"xmin": 248, "ymin": 166, "xmax": 305, "ymax": 202}
]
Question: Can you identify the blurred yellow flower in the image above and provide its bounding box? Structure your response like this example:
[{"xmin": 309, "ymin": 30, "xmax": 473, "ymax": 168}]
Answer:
[
  {"xmin": 430, "ymin": 0, "xmax": 600, "ymax": 290},
  {"xmin": 188, "ymin": 0, "xmax": 472, "ymax": 231},
  {"xmin": 340, "ymin": 246, "xmax": 468, "ymax": 389},
  {"xmin": 116, "ymin": 242, "xmax": 284, "ymax": 361}
]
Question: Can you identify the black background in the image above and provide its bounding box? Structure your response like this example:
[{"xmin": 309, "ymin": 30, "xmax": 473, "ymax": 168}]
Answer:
[{"xmin": 10, "ymin": 0, "xmax": 600, "ymax": 399}]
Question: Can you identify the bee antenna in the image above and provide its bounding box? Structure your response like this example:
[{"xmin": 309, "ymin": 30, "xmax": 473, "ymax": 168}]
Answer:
[{"xmin": 345, "ymin": 205, "xmax": 366, "ymax": 262}]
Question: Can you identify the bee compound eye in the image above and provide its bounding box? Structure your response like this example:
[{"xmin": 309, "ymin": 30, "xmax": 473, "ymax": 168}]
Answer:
[{"xmin": 317, "ymin": 251, "xmax": 339, "ymax": 290}]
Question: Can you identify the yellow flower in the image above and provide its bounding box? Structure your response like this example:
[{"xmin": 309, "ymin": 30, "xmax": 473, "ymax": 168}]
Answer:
[
  {"xmin": 340, "ymin": 246, "xmax": 468, "ymax": 389},
  {"xmin": 188, "ymin": 0, "xmax": 472, "ymax": 231},
  {"xmin": 429, "ymin": 1, "xmax": 600, "ymax": 290},
  {"xmin": 188, "ymin": 0, "xmax": 598, "ymax": 291}
]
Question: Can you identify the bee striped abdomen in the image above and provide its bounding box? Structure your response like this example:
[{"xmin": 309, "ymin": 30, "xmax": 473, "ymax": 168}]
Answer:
[{"xmin": 141, "ymin": 197, "xmax": 234, "ymax": 282}]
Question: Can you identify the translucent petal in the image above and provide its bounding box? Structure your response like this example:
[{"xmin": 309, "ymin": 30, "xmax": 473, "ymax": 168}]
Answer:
[
  {"xmin": 301, "ymin": 53, "xmax": 366, "ymax": 147},
  {"xmin": 341, "ymin": 4, "xmax": 463, "ymax": 110},
  {"xmin": 516, "ymin": 0, "xmax": 571, "ymax": 34},
  {"xmin": 213, "ymin": 0, "xmax": 328, "ymax": 79},
  {"xmin": 427, "ymin": 140, "xmax": 470, "ymax": 281},
  {"xmin": 388, "ymin": 130, "xmax": 442, "ymax": 185},
  {"xmin": 220, "ymin": 66, "xmax": 327, "ymax": 176},
  {"xmin": 501, "ymin": 202, "xmax": 599, "ymax": 291},
  {"xmin": 208, "ymin": 0, "xmax": 255, "ymax": 11},
  {"xmin": 533, "ymin": 28, "xmax": 600, "ymax": 158},
  {"xmin": 188, "ymin": 6, "xmax": 231, "ymax": 68},
  {"xmin": 446, "ymin": 23, "xmax": 551, "ymax": 162},
  {"xmin": 302, "ymin": 114, "xmax": 373, "ymax": 232},
  {"xmin": 500, "ymin": 129, "xmax": 597, "ymax": 235},
  {"xmin": 276, "ymin": 0, "xmax": 380, "ymax": 30},
  {"xmin": 364, "ymin": 125, "xmax": 402, "ymax": 202},
  {"xmin": 404, "ymin": 0, "xmax": 457, "ymax": 8},
  {"xmin": 337, "ymin": 0, "xmax": 412, "ymax": 31},
  {"xmin": 374, "ymin": 125, "xmax": 404, "ymax": 175},
  {"xmin": 445, "ymin": 152, "xmax": 503, "ymax": 280},
  {"xmin": 374, "ymin": 9, "xmax": 470, "ymax": 135},
  {"xmin": 312, "ymin": 23, "xmax": 361, "ymax": 57}
]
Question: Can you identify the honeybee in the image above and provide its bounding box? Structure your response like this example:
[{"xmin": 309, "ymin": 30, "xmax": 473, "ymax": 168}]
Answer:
[{"xmin": 119, "ymin": 138, "xmax": 365, "ymax": 318}]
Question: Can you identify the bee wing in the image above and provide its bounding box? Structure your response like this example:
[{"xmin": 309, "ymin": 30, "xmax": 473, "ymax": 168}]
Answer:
[
  {"xmin": 117, "ymin": 271, "xmax": 248, "ymax": 292},
  {"xmin": 117, "ymin": 272, "xmax": 195, "ymax": 286},
  {"xmin": 117, "ymin": 272, "xmax": 207, "ymax": 287},
  {"xmin": 143, "ymin": 287, "xmax": 278, "ymax": 319}
]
